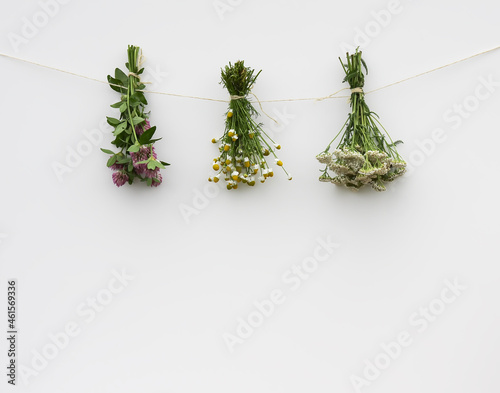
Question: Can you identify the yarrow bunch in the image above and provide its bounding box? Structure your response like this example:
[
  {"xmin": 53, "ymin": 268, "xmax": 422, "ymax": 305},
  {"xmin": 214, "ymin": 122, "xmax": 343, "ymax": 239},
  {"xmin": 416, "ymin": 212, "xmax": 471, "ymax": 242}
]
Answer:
[
  {"xmin": 317, "ymin": 49, "xmax": 406, "ymax": 192},
  {"xmin": 209, "ymin": 60, "xmax": 291, "ymax": 190},
  {"xmin": 101, "ymin": 45, "xmax": 169, "ymax": 187}
]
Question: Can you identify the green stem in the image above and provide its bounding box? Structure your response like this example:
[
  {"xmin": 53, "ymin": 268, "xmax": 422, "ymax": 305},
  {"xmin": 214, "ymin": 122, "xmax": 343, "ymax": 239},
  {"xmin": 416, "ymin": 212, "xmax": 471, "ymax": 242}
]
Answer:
[{"xmin": 127, "ymin": 47, "xmax": 139, "ymax": 145}]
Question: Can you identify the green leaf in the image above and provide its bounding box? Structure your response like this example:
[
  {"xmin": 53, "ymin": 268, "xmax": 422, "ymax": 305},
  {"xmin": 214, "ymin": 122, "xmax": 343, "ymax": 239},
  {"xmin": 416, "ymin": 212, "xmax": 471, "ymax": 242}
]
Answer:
[
  {"xmin": 107, "ymin": 76, "xmax": 124, "ymax": 93},
  {"xmin": 101, "ymin": 148, "xmax": 115, "ymax": 155},
  {"xmin": 113, "ymin": 136, "xmax": 126, "ymax": 148},
  {"xmin": 106, "ymin": 155, "xmax": 117, "ymax": 167},
  {"xmin": 155, "ymin": 161, "xmax": 166, "ymax": 169},
  {"xmin": 138, "ymin": 126, "xmax": 156, "ymax": 145},
  {"xmin": 115, "ymin": 68, "xmax": 128, "ymax": 84},
  {"xmin": 131, "ymin": 92, "xmax": 147, "ymax": 105},
  {"xmin": 135, "ymin": 160, "xmax": 149, "ymax": 165},
  {"xmin": 119, "ymin": 103, "xmax": 127, "ymax": 113},
  {"xmin": 147, "ymin": 161, "xmax": 156, "ymax": 170},
  {"xmin": 110, "ymin": 101, "xmax": 123, "ymax": 108},
  {"xmin": 134, "ymin": 92, "xmax": 148, "ymax": 105},
  {"xmin": 146, "ymin": 177, "xmax": 153, "ymax": 186},
  {"xmin": 128, "ymin": 144, "xmax": 140, "ymax": 153},
  {"xmin": 129, "ymin": 96, "xmax": 141, "ymax": 107},
  {"xmin": 113, "ymin": 122, "xmax": 128, "ymax": 136},
  {"xmin": 106, "ymin": 117, "xmax": 120, "ymax": 126},
  {"xmin": 128, "ymin": 162, "xmax": 133, "ymax": 172},
  {"xmin": 361, "ymin": 58, "xmax": 368, "ymax": 75},
  {"xmin": 132, "ymin": 116, "xmax": 145, "ymax": 125},
  {"xmin": 160, "ymin": 161, "xmax": 171, "ymax": 167}
]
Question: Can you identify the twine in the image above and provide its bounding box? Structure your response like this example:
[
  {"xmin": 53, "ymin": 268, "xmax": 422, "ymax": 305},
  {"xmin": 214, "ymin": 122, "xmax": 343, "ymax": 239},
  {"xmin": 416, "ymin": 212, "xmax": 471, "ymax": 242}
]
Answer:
[
  {"xmin": 230, "ymin": 92, "xmax": 278, "ymax": 123},
  {"xmin": 350, "ymin": 87, "xmax": 364, "ymax": 94},
  {"xmin": 1, "ymin": 44, "xmax": 500, "ymax": 104}
]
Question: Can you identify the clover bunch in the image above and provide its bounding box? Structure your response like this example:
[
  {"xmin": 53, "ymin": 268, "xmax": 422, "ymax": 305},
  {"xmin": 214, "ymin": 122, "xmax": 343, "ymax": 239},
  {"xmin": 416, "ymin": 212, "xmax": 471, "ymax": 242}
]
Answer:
[{"xmin": 102, "ymin": 45, "xmax": 169, "ymax": 187}]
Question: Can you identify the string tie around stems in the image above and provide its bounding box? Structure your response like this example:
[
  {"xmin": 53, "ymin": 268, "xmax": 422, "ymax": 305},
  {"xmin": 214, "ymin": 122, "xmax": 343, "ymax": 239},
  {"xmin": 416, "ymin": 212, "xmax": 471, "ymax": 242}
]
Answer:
[
  {"xmin": 348, "ymin": 87, "xmax": 364, "ymax": 104},
  {"xmin": 128, "ymin": 72, "xmax": 151, "ymax": 84},
  {"xmin": 230, "ymin": 91, "xmax": 278, "ymax": 124}
]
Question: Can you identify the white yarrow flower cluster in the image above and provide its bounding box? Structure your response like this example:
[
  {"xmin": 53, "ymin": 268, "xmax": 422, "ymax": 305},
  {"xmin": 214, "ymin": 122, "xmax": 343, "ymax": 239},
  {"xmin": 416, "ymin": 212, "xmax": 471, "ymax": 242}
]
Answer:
[{"xmin": 316, "ymin": 147, "xmax": 406, "ymax": 191}]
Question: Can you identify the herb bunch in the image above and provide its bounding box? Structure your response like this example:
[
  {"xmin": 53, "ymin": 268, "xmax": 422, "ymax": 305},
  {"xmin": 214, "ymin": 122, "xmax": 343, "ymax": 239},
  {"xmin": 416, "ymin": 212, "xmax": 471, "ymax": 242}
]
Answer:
[
  {"xmin": 101, "ymin": 45, "xmax": 169, "ymax": 187},
  {"xmin": 317, "ymin": 49, "xmax": 406, "ymax": 191},
  {"xmin": 209, "ymin": 61, "xmax": 291, "ymax": 190}
]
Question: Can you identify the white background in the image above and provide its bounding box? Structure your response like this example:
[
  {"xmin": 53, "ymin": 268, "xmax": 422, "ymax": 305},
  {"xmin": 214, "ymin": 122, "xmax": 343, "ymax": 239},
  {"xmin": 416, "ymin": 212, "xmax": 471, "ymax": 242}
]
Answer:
[{"xmin": 1, "ymin": 0, "xmax": 500, "ymax": 392}]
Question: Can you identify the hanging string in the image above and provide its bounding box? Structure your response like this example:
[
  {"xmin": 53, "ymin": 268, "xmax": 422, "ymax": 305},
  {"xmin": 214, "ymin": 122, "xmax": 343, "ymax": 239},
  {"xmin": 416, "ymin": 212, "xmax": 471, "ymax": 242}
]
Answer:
[{"xmin": 1, "ymin": 45, "xmax": 500, "ymax": 103}]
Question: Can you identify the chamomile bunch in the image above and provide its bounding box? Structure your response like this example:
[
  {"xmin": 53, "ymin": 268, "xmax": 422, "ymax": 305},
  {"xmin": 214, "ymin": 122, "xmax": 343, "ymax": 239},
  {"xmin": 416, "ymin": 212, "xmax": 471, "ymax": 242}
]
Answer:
[
  {"xmin": 317, "ymin": 49, "xmax": 406, "ymax": 192},
  {"xmin": 209, "ymin": 61, "xmax": 291, "ymax": 190}
]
